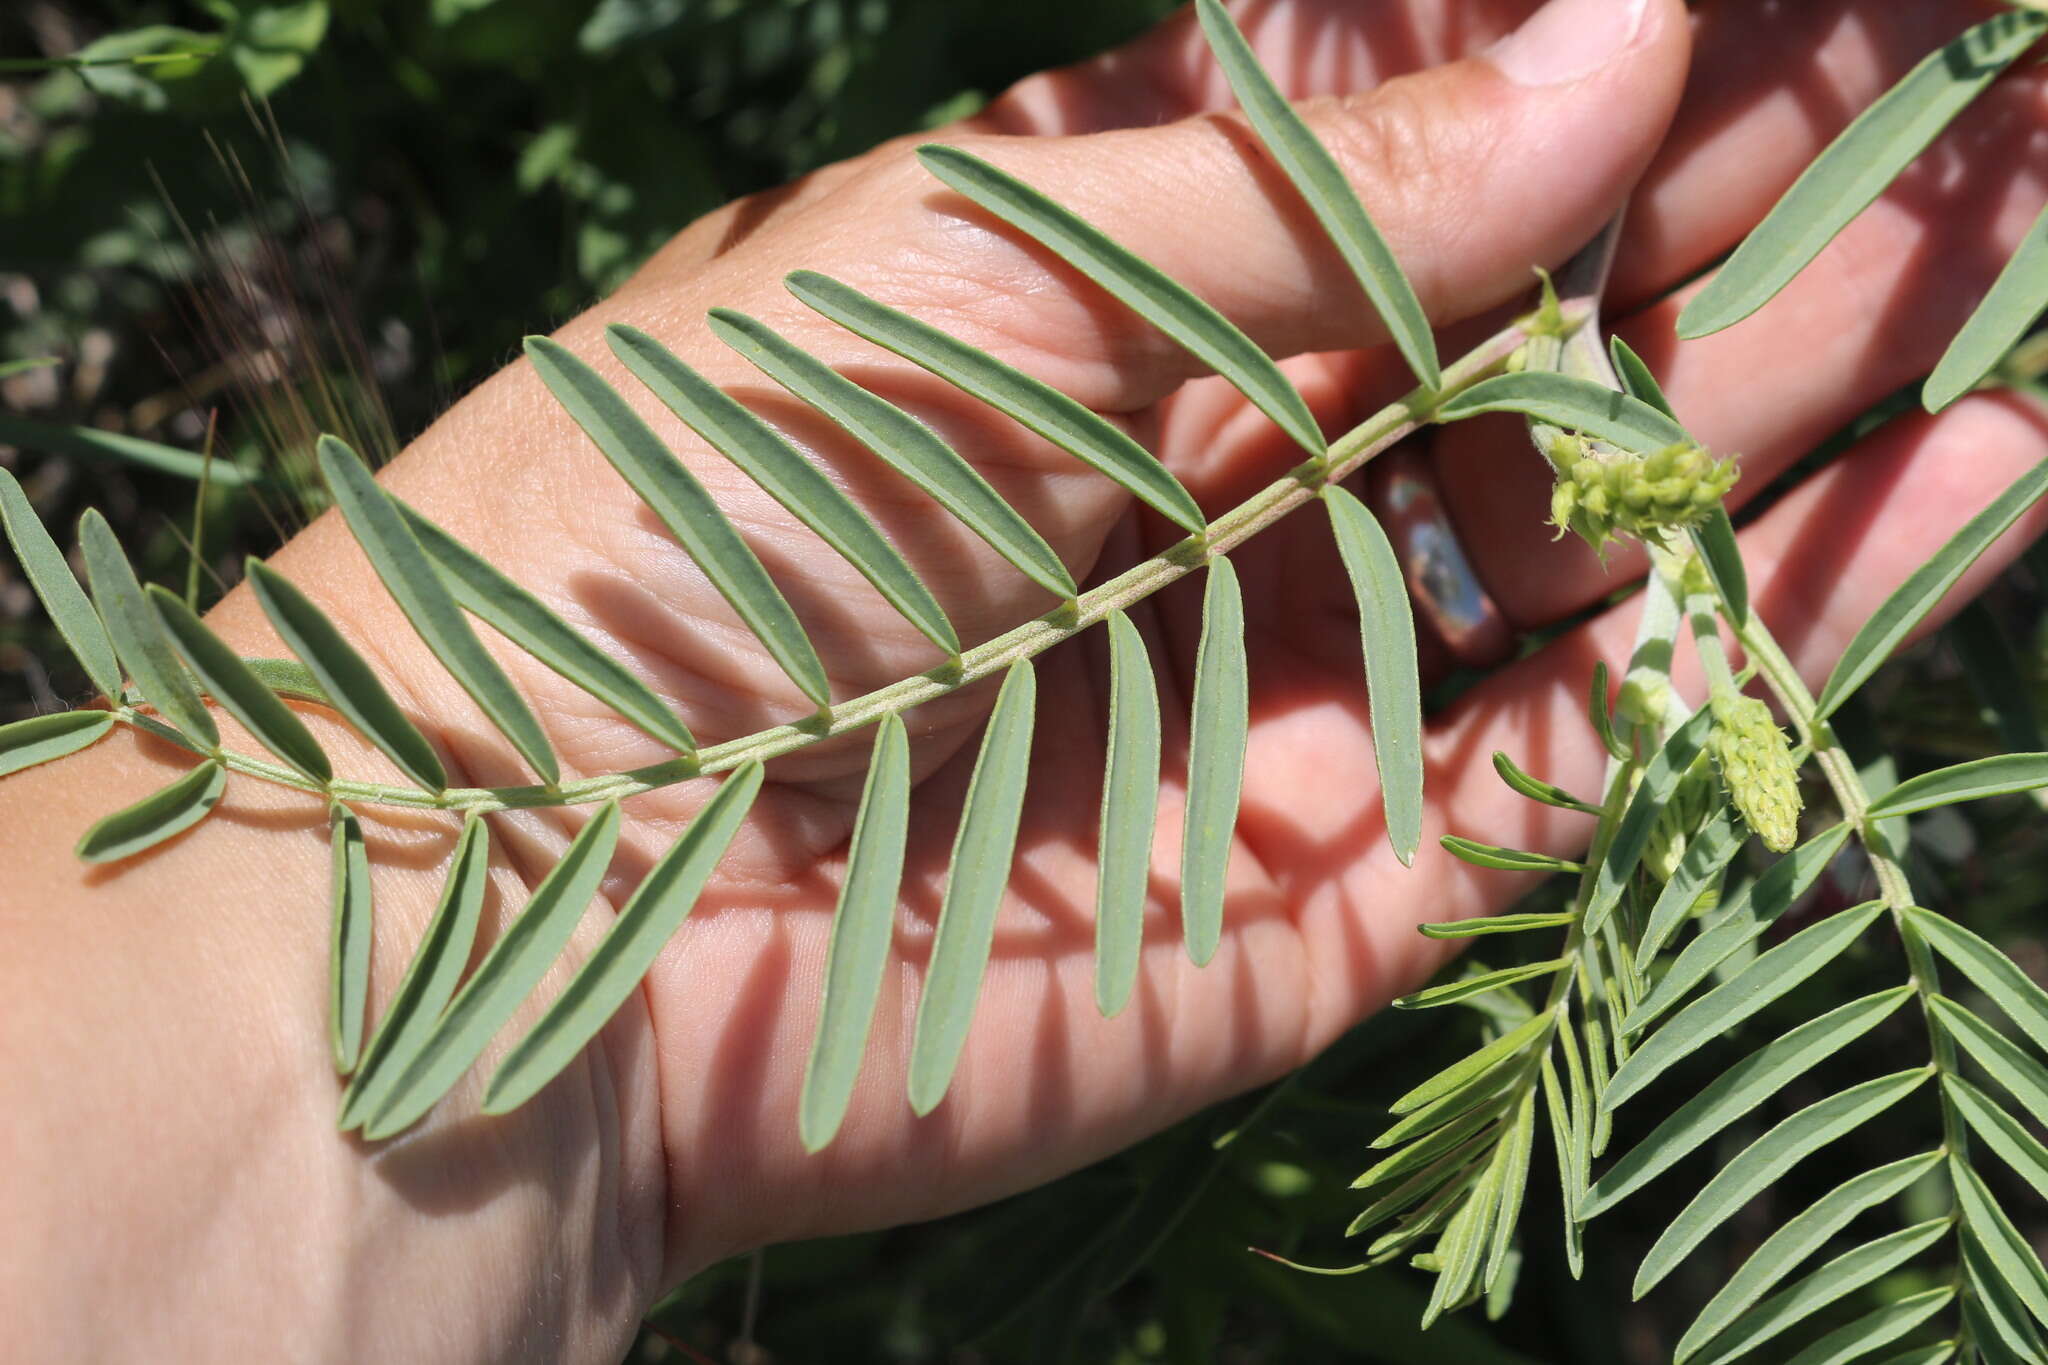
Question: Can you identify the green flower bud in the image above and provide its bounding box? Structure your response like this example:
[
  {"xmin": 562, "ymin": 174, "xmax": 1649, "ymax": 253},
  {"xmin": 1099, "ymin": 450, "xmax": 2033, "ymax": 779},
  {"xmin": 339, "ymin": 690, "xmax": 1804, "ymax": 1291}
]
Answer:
[
  {"xmin": 1546, "ymin": 440, "xmax": 1740, "ymax": 556},
  {"xmin": 1708, "ymin": 686, "xmax": 1802, "ymax": 853}
]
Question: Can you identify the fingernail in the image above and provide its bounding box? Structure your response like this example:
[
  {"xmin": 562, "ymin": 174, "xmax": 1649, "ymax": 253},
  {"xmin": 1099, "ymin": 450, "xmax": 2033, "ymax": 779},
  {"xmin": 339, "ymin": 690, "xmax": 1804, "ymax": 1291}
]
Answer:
[{"xmin": 1488, "ymin": 0, "xmax": 1650, "ymax": 87}]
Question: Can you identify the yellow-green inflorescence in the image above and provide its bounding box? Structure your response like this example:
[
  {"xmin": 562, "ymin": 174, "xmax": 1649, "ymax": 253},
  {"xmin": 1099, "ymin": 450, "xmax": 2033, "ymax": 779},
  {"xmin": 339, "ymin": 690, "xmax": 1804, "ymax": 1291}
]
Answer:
[
  {"xmin": 1707, "ymin": 685, "xmax": 1802, "ymax": 852},
  {"xmin": 1545, "ymin": 435, "xmax": 1739, "ymax": 555}
]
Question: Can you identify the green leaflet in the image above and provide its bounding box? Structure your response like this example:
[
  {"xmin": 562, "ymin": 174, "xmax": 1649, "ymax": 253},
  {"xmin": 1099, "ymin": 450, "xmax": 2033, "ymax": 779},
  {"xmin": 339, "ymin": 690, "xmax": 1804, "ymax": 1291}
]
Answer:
[
  {"xmin": 79, "ymin": 510, "xmax": 217, "ymax": 747},
  {"xmin": 0, "ymin": 468, "xmax": 121, "ymax": 700},
  {"xmin": 148, "ymin": 586, "xmax": 331, "ymax": 784},
  {"xmin": 1870, "ymin": 1346, "xmax": 1959, "ymax": 1365},
  {"xmin": 1181, "ymin": 559, "xmax": 1248, "ymax": 966},
  {"xmin": 1325, "ymin": 487, "xmax": 1424, "ymax": 865},
  {"xmin": 1424, "ymin": 1132, "xmax": 1508, "ymax": 1327},
  {"xmin": 1815, "ymin": 457, "xmax": 2048, "ymax": 719},
  {"xmin": 611, "ymin": 321, "xmax": 961, "ymax": 655},
  {"xmin": 1632, "ymin": 1068, "xmax": 1930, "ymax": 1299},
  {"xmin": 1929, "ymin": 200, "xmax": 2048, "ymax": 411},
  {"xmin": 1589, "ymin": 661, "xmax": 1629, "ymax": 763},
  {"xmin": 1954, "ymin": 1151, "xmax": 2048, "ymax": 1327},
  {"xmin": 707, "ymin": 303, "xmax": 1077, "ymax": 597},
  {"xmin": 1637, "ymin": 811, "xmax": 1744, "ymax": 964},
  {"xmin": 1907, "ymin": 906, "xmax": 2048, "ymax": 1054},
  {"xmin": 242, "ymin": 658, "xmax": 329, "ymax": 707},
  {"xmin": 244, "ymin": 560, "xmax": 448, "ymax": 793},
  {"xmin": 328, "ymin": 805, "xmax": 373, "ymax": 1074},
  {"xmin": 0, "ymin": 710, "xmax": 114, "ymax": 778},
  {"xmin": 907, "ymin": 659, "xmax": 1037, "ymax": 1115},
  {"xmin": 1691, "ymin": 507, "xmax": 1749, "ymax": 631},
  {"xmin": 1390, "ymin": 1014, "xmax": 1551, "ymax": 1116},
  {"xmin": 1094, "ymin": 610, "xmax": 1160, "ymax": 1017},
  {"xmin": 1355, "ymin": 1091, "xmax": 1514, "ymax": 1187},
  {"xmin": 397, "ymin": 500, "xmax": 696, "ymax": 755},
  {"xmin": 1779, "ymin": 1288, "xmax": 1954, "ymax": 1365},
  {"xmin": 1583, "ymin": 987, "xmax": 1913, "ymax": 1220},
  {"xmin": 485, "ymin": 762, "xmax": 763, "ymax": 1115},
  {"xmin": 1624, "ymin": 824, "xmax": 1851, "ymax": 1035},
  {"xmin": 1602, "ymin": 900, "xmax": 1886, "ymax": 1113},
  {"xmin": 1438, "ymin": 837, "xmax": 1582, "ymax": 875},
  {"xmin": 1585, "ymin": 706, "xmax": 1716, "ymax": 935},
  {"xmin": 1437, "ymin": 372, "xmax": 1688, "ymax": 455},
  {"xmin": 1946, "ymin": 1073, "xmax": 2048, "ymax": 1203},
  {"xmin": 339, "ymin": 817, "xmax": 491, "ymax": 1130},
  {"xmin": 1608, "ymin": 336, "xmax": 1669, "ymax": 415},
  {"xmin": 1374, "ymin": 1058, "xmax": 1521, "ymax": 1149},
  {"xmin": 1485, "ymin": 1091, "xmax": 1537, "ymax": 1291},
  {"xmin": 1490, "ymin": 751, "xmax": 1599, "ymax": 815},
  {"xmin": 799, "ymin": 719, "xmax": 911, "ymax": 1152},
  {"xmin": 318, "ymin": 437, "xmax": 559, "ymax": 785},
  {"xmin": 1350, "ymin": 1134, "xmax": 1488, "ymax": 1237},
  {"xmin": 738, "ymin": 290, "xmax": 1201, "ymax": 541},
  {"xmin": 524, "ymin": 335, "xmax": 831, "ymax": 708},
  {"xmin": 74, "ymin": 757, "xmax": 226, "ymax": 862},
  {"xmin": 362, "ymin": 801, "xmax": 621, "ymax": 1140},
  {"xmin": 0, "ymin": 411, "xmax": 264, "ymax": 488},
  {"xmin": 1673, "ymin": 1150, "xmax": 1946, "ymax": 1363},
  {"xmin": 1930, "ymin": 994, "xmax": 2048, "ymax": 1128},
  {"xmin": 1868, "ymin": 752, "xmax": 2048, "ymax": 817},
  {"xmin": 1689, "ymin": 1218, "xmax": 1949, "ymax": 1365},
  {"xmin": 1963, "ymin": 1223, "xmax": 2048, "ymax": 1365},
  {"xmin": 1419, "ymin": 912, "xmax": 1575, "ymax": 940},
  {"xmin": 1678, "ymin": 8, "xmax": 2048, "ymax": 338},
  {"xmin": 1192, "ymin": 0, "xmax": 1438, "ymax": 390},
  {"xmin": 1395, "ymin": 961, "xmax": 1563, "ymax": 1011},
  {"xmin": 914, "ymin": 144, "xmax": 1325, "ymax": 456},
  {"xmin": 1539, "ymin": 1052, "xmax": 1586, "ymax": 1279}
]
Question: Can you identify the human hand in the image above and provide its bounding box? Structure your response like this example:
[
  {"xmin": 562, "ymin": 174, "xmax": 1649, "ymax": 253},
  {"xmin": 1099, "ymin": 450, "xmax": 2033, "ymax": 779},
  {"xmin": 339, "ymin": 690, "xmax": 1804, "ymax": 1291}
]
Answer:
[{"xmin": 10, "ymin": 1, "xmax": 2048, "ymax": 1359}]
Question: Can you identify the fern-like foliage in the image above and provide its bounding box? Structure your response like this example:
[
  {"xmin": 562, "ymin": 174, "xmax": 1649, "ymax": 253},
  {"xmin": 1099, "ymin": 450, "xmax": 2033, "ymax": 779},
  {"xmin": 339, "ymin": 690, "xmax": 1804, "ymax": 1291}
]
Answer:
[{"xmin": 8, "ymin": 3, "xmax": 2048, "ymax": 1361}]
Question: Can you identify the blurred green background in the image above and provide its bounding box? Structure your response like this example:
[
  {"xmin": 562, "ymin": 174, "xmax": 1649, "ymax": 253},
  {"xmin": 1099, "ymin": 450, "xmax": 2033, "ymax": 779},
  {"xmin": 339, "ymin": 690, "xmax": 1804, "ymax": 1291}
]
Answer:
[{"xmin": 6, "ymin": 4, "xmax": 2048, "ymax": 1362}]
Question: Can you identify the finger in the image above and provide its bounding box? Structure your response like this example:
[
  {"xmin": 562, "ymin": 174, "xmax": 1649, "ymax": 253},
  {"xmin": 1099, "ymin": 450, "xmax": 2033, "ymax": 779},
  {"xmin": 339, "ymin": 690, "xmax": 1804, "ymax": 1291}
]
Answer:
[
  {"xmin": 1436, "ymin": 58, "xmax": 2048, "ymax": 627},
  {"xmin": 1426, "ymin": 392, "xmax": 2048, "ymax": 932}
]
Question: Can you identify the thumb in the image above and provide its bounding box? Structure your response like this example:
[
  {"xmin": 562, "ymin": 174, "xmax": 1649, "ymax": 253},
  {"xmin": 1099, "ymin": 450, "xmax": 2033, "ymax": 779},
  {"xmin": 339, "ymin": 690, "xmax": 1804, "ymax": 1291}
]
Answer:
[{"xmin": 896, "ymin": 0, "xmax": 1690, "ymax": 410}]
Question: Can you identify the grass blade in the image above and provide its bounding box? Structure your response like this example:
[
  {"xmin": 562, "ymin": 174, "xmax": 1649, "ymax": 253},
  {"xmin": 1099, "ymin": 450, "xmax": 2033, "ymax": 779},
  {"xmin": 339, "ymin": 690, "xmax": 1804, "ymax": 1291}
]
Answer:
[
  {"xmin": 1931, "ymin": 995, "xmax": 2048, "ymax": 1128},
  {"xmin": 1816, "ymin": 457, "xmax": 2048, "ymax": 719},
  {"xmin": 74, "ymin": 757, "xmax": 225, "ymax": 862},
  {"xmin": 79, "ymin": 510, "xmax": 216, "ymax": 746},
  {"xmin": 318, "ymin": 437, "xmax": 557, "ymax": 783},
  {"xmin": 328, "ymin": 805, "xmax": 372, "ymax": 1074},
  {"xmin": 1691, "ymin": 1218, "xmax": 1949, "ymax": 1365},
  {"xmin": 244, "ymin": 559, "xmax": 447, "ymax": 792},
  {"xmin": 339, "ymin": 817, "xmax": 491, "ymax": 1130},
  {"xmin": 485, "ymin": 763, "xmax": 763, "ymax": 1115},
  {"xmin": 1673, "ymin": 1150, "xmax": 1945, "ymax": 1363},
  {"xmin": 1584, "ymin": 986, "xmax": 1913, "ymax": 1220},
  {"xmin": 0, "ymin": 710, "xmax": 114, "ymax": 777},
  {"xmin": 397, "ymin": 500, "xmax": 696, "ymax": 754},
  {"xmin": 1633, "ymin": 1068, "xmax": 1930, "ymax": 1298},
  {"xmin": 0, "ymin": 468, "xmax": 121, "ymax": 700},
  {"xmin": 1193, "ymin": 0, "xmax": 1437, "ymax": 389},
  {"xmin": 915, "ymin": 144, "xmax": 1324, "ymax": 455},
  {"xmin": 1907, "ymin": 906, "xmax": 2048, "ymax": 1054},
  {"xmin": 362, "ymin": 801, "xmax": 622, "ymax": 1140},
  {"xmin": 1604, "ymin": 901, "xmax": 1886, "ymax": 1112},
  {"xmin": 1624, "ymin": 824, "xmax": 1851, "ymax": 1035},
  {"xmin": 525, "ymin": 335, "xmax": 830, "ymax": 708},
  {"xmin": 908, "ymin": 660, "xmax": 1037, "ymax": 1115},
  {"xmin": 0, "ymin": 411, "xmax": 266, "ymax": 488},
  {"xmin": 1781, "ymin": 1288, "xmax": 1954, "ymax": 1365},
  {"xmin": 1946, "ymin": 1073, "xmax": 2048, "ymax": 1202},
  {"xmin": 1325, "ymin": 487, "xmax": 1424, "ymax": 864},
  {"xmin": 800, "ymin": 719, "xmax": 912, "ymax": 1151},
  {"xmin": 1585, "ymin": 706, "xmax": 1717, "ymax": 935},
  {"xmin": 1181, "ymin": 559, "xmax": 1249, "ymax": 965},
  {"xmin": 1679, "ymin": 9, "xmax": 2048, "ymax": 338},
  {"xmin": 1928, "ymin": 200, "xmax": 2048, "ymax": 411},
  {"xmin": 613, "ymin": 321, "xmax": 961, "ymax": 654},
  {"xmin": 1395, "ymin": 961, "xmax": 1564, "ymax": 1011},
  {"xmin": 735, "ymin": 292, "xmax": 1200, "ymax": 540},
  {"xmin": 1095, "ymin": 610, "xmax": 1160, "ymax": 1017},
  {"xmin": 149, "ymin": 586, "xmax": 331, "ymax": 784},
  {"xmin": 1437, "ymin": 372, "xmax": 1689, "ymax": 454},
  {"xmin": 1638, "ymin": 811, "xmax": 1744, "ymax": 964},
  {"xmin": 1954, "ymin": 1155, "xmax": 2048, "ymax": 1327},
  {"xmin": 1420, "ymin": 912, "xmax": 1576, "ymax": 940},
  {"xmin": 1868, "ymin": 753, "xmax": 2048, "ymax": 817}
]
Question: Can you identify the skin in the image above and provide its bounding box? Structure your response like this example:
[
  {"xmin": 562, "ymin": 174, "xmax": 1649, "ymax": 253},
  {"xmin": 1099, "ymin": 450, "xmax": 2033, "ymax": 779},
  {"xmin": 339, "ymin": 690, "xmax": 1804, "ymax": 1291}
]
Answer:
[{"xmin": 5, "ymin": 0, "xmax": 2048, "ymax": 1358}]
